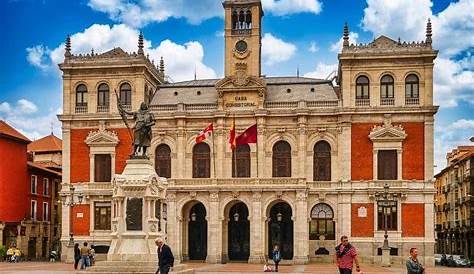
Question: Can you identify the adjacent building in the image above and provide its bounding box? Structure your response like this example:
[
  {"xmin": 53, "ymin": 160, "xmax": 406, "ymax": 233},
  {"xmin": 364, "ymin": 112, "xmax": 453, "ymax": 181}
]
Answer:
[
  {"xmin": 435, "ymin": 146, "xmax": 474, "ymax": 259},
  {"xmin": 58, "ymin": 0, "xmax": 438, "ymax": 265},
  {"xmin": 0, "ymin": 121, "xmax": 62, "ymax": 259}
]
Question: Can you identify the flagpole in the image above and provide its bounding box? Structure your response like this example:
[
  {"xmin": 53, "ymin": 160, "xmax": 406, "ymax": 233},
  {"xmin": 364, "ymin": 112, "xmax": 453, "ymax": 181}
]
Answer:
[
  {"xmin": 233, "ymin": 115, "xmax": 237, "ymax": 178},
  {"xmin": 255, "ymin": 117, "xmax": 259, "ymax": 178},
  {"xmin": 211, "ymin": 129, "xmax": 217, "ymax": 179}
]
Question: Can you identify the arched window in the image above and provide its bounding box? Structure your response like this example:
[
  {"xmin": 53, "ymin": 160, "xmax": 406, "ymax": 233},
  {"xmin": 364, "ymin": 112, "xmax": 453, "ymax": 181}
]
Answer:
[
  {"xmin": 309, "ymin": 203, "xmax": 335, "ymax": 240},
  {"xmin": 232, "ymin": 144, "xmax": 250, "ymax": 178},
  {"xmin": 76, "ymin": 84, "xmax": 88, "ymax": 106},
  {"xmin": 155, "ymin": 144, "xmax": 171, "ymax": 178},
  {"xmin": 356, "ymin": 76, "xmax": 370, "ymax": 99},
  {"xmin": 97, "ymin": 83, "xmax": 109, "ymax": 112},
  {"xmin": 238, "ymin": 10, "xmax": 245, "ymax": 29},
  {"xmin": 272, "ymin": 141, "xmax": 291, "ymax": 177},
  {"xmin": 245, "ymin": 10, "xmax": 252, "ymax": 29},
  {"xmin": 405, "ymin": 74, "xmax": 419, "ymax": 104},
  {"xmin": 193, "ymin": 143, "xmax": 210, "ymax": 178},
  {"xmin": 232, "ymin": 10, "xmax": 238, "ymax": 29},
  {"xmin": 120, "ymin": 83, "xmax": 132, "ymax": 106},
  {"xmin": 313, "ymin": 141, "xmax": 331, "ymax": 181},
  {"xmin": 380, "ymin": 75, "xmax": 394, "ymax": 99}
]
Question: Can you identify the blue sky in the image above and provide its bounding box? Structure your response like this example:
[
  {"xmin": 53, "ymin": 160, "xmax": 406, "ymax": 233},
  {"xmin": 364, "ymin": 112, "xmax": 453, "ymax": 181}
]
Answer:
[{"xmin": 0, "ymin": 0, "xmax": 473, "ymax": 172}]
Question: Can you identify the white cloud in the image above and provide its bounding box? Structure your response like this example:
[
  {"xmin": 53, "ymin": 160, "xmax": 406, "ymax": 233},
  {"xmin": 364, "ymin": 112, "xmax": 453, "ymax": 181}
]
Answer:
[
  {"xmin": 262, "ymin": 0, "xmax": 322, "ymax": 16},
  {"xmin": 87, "ymin": 0, "xmax": 322, "ymax": 27},
  {"xmin": 330, "ymin": 32, "xmax": 359, "ymax": 52},
  {"xmin": 434, "ymin": 119, "xmax": 474, "ymax": 173},
  {"xmin": 434, "ymin": 57, "xmax": 474, "ymax": 108},
  {"xmin": 261, "ymin": 33, "xmax": 296, "ymax": 65},
  {"xmin": 29, "ymin": 24, "xmax": 216, "ymax": 82},
  {"xmin": 26, "ymin": 45, "xmax": 51, "ymax": 71},
  {"xmin": 0, "ymin": 99, "xmax": 60, "ymax": 140},
  {"xmin": 304, "ymin": 62, "xmax": 338, "ymax": 80},
  {"xmin": 308, "ymin": 41, "xmax": 319, "ymax": 53}
]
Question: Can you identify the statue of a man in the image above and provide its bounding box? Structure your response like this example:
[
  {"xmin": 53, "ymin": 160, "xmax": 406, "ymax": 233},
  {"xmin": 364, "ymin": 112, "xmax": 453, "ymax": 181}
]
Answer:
[{"xmin": 119, "ymin": 102, "xmax": 155, "ymax": 157}]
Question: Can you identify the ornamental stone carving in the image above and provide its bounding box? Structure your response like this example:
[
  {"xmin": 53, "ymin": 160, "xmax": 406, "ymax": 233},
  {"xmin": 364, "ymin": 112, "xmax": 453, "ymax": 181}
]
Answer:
[
  {"xmin": 166, "ymin": 193, "xmax": 177, "ymax": 202},
  {"xmin": 189, "ymin": 191, "xmax": 197, "ymax": 200},
  {"xmin": 369, "ymin": 114, "xmax": 407, "ymax": 142},
  {"xmin": 252, "ymin": 191, "xmax": 262, "ymax": 202},
  {"xmin": 296, "ymin": 191, "xmax": 307, "ymax": 201},
  {"xmin": 210, "ymin": 191, "xmax": 219, "ymax": 202},
  {"xmin": 231, "ymin": 191, "xmax": 240, "ymax": 199}
]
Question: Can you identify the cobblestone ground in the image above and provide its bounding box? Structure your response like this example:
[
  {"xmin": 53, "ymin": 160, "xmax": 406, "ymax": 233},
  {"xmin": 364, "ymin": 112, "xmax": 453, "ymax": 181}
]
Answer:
[{"xmin": 1, "ymin": 262, "xmax": 474, "ymax": 274}]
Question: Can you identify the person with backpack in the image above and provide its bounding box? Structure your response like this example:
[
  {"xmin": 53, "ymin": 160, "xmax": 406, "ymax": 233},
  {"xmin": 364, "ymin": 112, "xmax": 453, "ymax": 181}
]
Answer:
[{"xmin": 272, "ymin": 245, "xmax": 281, "ymax": 272}]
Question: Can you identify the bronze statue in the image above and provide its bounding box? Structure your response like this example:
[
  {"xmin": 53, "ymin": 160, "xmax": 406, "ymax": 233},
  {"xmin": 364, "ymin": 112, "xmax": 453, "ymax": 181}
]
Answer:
[{"xmin": 116, "ymin": 90, "xmax": 155, "ymax": 158}]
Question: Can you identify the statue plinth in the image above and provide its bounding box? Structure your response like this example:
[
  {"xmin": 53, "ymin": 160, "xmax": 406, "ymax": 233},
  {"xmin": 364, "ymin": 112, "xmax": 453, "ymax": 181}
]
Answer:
[{"xmin": 108, "ymin": 158, "xmax": 167, "ymax": 262}]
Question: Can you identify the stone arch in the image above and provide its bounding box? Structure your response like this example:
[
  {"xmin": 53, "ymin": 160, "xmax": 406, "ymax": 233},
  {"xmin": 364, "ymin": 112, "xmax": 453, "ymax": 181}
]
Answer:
[
  {"xmin": 221, "ymin": 199, "xmax": 251, "ymax": 262},
  {"xmin": 220, "ymin": 197, "xmax": 252, "ymax": 219},
  {"xmin": 73, "ymin": 81, "xmax": 89, "ymax": 91},
  {"xmin": 306, "ymin": 132, "xmax": 338, "ymax": 153},
  {"xmin": 179, "ymin": 198, "xmax": 209, "ymax": 261},
  {"xmin": 352, "ymin": 72, "xmax": 373, "ymax": 83},
  {"xmin": 151, "ymin": 136, "xmax": 177, "ymax": 155},
  {"xmin": 263, "ymin": 196, "xmax": 296, "ymax": 219},
  {"xmin": 116, "ymin": 79, "xmax": 135, "ymax": 92},
  {"xmin": 94, "ymin": 80, "xmax": 112, "ymax": 91},
  {"xmin": 265, "ymin": 199, "xmax": 294, "ymax": 260},
  {"xmin": 402, "ymin": 70, "xmax": 423, "ymax": 82},
  {"xmin": 265, "ymin": 132, "xmax": 298, "ymax": 153},
  {"xmin": 377, "ymin": 71, "xmax": 398, "ymax": 82}
]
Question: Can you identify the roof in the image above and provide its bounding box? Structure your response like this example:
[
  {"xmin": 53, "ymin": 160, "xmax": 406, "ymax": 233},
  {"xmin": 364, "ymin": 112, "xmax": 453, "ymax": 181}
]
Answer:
[
  {"xmin": 151, "ymin": 76, "xmax": 337, "ymax": 105},
  {"xmin": 27, "ymin": 161, "xmax": 62, "ymax": 176},
  {"xmin": 434, "ymin": 146, "xmax": 474, "ymax": 178},
  {"xmin": 0, "ymin": 120, "xmax": 30, "ymax": 143},
  {"xmin": 28, "ymin": 133, "xmax": 62, "ymax": 152}
]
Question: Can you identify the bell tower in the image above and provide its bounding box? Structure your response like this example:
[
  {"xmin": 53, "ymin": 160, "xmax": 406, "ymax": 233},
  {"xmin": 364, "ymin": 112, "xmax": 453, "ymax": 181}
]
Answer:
[{"xmin": 223, "ymin": 0, "xmax": 263, "ymax": 78}]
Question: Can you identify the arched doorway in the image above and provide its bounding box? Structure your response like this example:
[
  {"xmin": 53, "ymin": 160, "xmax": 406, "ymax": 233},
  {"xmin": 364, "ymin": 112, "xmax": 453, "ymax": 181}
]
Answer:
[
  {"xmin": 228, "ymin": 202, "xmax": 250, "ymax": 261},
  {"xmin": 188, "ymin": 202, "xmax": 207, "ymax": 260},
  {"xmin": 268, "ymin": 201, "xmax": 293, "ymax": 260}
]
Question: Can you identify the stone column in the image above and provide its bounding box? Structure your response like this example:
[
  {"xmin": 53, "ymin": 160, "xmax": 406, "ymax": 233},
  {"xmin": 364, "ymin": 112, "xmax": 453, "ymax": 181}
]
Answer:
[
  {"xmin": 206, "ymin": 191, "xmax": 222, "ymax": 263},
  {"xmin": 294, "ymin": 191, "xmax": 309, "ymax": 264},
  {"xmin": 297, "ymin": 121, "xmax": 307, "ymax": 178},
  {"xmin": 256, "ymin": 115, "xmax": 266, "ymax": 178},
  {"xmin": 166, "ymin": 193, "xmax": 180, "ymax": 262},
  {"xmin": 176, "ymin": 125, "xmax": 186, "ymax": 178},
  {"xmin": 249, "ymin": 191, "xmax": 265, "ymax": 263},
  {"xmin": 0, "ymin": 222, "xmax": 4, "ymax": 247},
  {"xmin": 215, "ymin": 118, "xmax": 225, "ymax": 178}
]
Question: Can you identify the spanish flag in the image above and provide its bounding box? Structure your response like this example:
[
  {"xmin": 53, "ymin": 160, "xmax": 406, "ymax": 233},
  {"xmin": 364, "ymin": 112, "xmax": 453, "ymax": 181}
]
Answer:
[{"xmin": 229, "ymin": 117, "xmax": 236, "ymax": 150}]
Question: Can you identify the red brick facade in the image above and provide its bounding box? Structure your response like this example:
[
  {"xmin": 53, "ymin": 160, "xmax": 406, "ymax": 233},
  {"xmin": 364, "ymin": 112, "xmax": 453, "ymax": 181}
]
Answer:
[
  {"xmin": 72, "ymin": 204, "xmax": 90, "ymax": 236},
  {"xmin": 351, "ymin": 203, "xmax": 374, "ymax": 237},
  {"xmin": 402, "ymin": 123, "xmax": 424, "ymax": 180},
  {"xmin": 402, "ymin": 203, "xmax": 425, "ymax": 237}
]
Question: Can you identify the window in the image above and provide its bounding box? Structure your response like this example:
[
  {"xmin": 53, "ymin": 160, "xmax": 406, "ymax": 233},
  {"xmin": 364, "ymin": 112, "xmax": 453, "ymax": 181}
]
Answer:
[
  {"xmin": 377, "ymin": 150, "xmax": 397, "ymax": 180},
  {"xmin": 94, "ymin": 154, "xmax": 111, "ymax": 182},
  {"xmin": 155, "ymin": 144, "xmax": 171, "ymax": 178},
  {"xmin": 192, "ymin": 143, "xmax": 210, "ymax": 178},
  {"xmin": 43, "ymin": 202, "xmax": 49, "ymax": 221},
  {"xmin": 313, "ymin": 141, "xmax": 331, "ymax": 181},
  {"xmin": 43, "ymin": 178, "xmax": 49, "ymax": 196},
  {"xmin": 31, "ymin": 200, "xmax": 37, "ymax": 220},
  {"xmin": 232, "ymin": 144, "xmax": 251, "ymax": 178},
  {"xmin": 380, "ymin": 75, "xmax": 394, "ymax": 99},
  {"xmin": 119, "ymin": 83, "xmax": 132, "ymax": 106},
  {"xmin": 272, "ymin": 141, "xmax": 291, "ymax": 177},
  {"xmin": 97, "ymin": 83, "xmax": 109, "ymax": 107},
  {"xmin": 310, "ymin": 203, "xmax": 335, "ymax": 240},
  {"xmin": 377, "ymin": 202, "xmax": 397, "ymax": 231},
  {"xmin": 31, "ymin": 175, "xmax": 37, "ymax": 194},
  {"xmin": 405, "ymin": 74, "xmax": 419, "ymax": 98},
  {"xmin": 94, "ymin": 202, "xmax": 111, "ymax": 230},
  {"xmin": 356, "ymin": 76, "xmax": 370, "ymax": 99},
  {"xmin": 76, "ymin": 84, "xmax": 88, "ymax": 106}
]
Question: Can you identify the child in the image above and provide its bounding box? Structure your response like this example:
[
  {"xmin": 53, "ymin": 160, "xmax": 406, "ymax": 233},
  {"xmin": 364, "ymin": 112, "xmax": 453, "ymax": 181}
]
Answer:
[{"xmin": 263, "ymin": 263, "xmax": 272, "ymax": 272}]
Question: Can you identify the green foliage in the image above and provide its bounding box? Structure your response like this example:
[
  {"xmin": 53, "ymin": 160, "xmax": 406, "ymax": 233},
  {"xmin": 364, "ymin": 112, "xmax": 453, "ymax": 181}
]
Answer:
[{"xmin": 0, "ymin": 245, "xmax": 6, "ymax": 258}]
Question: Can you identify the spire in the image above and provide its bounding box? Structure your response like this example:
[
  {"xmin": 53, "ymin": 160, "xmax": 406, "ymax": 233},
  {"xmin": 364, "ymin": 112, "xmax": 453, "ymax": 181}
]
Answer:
[
  {"xmin": 138, "ymin": 31, "xmax": 144, "ymax": 55},
  {"xmin": 159, "ymin": 56, "xmax": 165, "ymax": 76},
  {"xmin": 425, "ymin": 18, "xmax": 432, "ymax": 46},
  {"xmin": 64, "ymin": 35, "xmax": 71, "ymax": 58},
  {"xmin": 343, "ymin": 22, "xmax": 349, "ymax": 48},
  {"xmin": 194, "ymin": 65, "xmax": 197, "ymax": 80},
  {"xmin": 296, "ymin": 65, "xmax": 299, "ymax": 78}
]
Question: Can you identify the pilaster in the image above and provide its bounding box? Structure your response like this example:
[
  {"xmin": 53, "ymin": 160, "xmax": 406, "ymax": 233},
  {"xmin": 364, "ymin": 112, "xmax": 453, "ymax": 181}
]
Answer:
[
  {"xmin": 249, "ymin": 191, "xmax": 265, "ymax": 263},
  {"xmin": 293, "ymin": 191, "xmax": 309, "ymax": 264},
  {"xmin": 206, "ymin": 191, "xmax": 222, "ymax": 263}
]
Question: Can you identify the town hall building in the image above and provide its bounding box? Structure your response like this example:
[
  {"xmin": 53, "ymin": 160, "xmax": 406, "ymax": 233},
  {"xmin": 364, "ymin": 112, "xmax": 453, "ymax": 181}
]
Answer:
[{"xmin": 58, "ymin": 0, "xmax": 438, "ymax": 266}]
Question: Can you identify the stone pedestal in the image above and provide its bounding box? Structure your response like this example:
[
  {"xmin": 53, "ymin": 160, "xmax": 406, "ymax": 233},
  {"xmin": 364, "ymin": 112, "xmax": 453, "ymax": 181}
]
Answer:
[
  {"xmin": 381, "ymin": 246, "xmax": 391, "ymax": 267},
  {"xmin": 107, "ymin": 159, "xmax": 167, "ymax": 262}
]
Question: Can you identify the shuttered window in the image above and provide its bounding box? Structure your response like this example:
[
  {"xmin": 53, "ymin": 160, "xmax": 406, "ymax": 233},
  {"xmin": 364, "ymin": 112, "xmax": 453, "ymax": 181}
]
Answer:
[
  {"xmin": 155, "ymin": 144, "xmax": 171, "ymax": 178},
  {"xmin": 94, "ymin": 154, "xmax": 111, "ymax": 182},
  {"xmin": 272, "ymin": 141, "xmax": 291, "ymax": 177},
  {"xmin": 314, "ymin": 141, "xmax": 331, "ymax": 181},
  {"xmin": 377, "ymin": 150, "xmax": 397, "ymax": 180},
  {"xmin": 193, "ymin": 143, "xmax": 210, "ymax": 178},
  {"xmin": 94, "ymin": 202, "xmax": 111, "ymax": 230},
  {"xmin": 232, "ymin": 144, "xmax": 251, "ymax": 178}
]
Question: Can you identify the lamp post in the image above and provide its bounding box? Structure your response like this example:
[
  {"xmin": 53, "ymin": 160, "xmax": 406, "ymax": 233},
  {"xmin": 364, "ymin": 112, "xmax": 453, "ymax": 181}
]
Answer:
[
  {"xmin": 64, "ymin": 185, "xmax": 83, "ymax": 246},
  {"xmin": 374, "ymin": 183, "xmax": 398, "ymax": 266}
]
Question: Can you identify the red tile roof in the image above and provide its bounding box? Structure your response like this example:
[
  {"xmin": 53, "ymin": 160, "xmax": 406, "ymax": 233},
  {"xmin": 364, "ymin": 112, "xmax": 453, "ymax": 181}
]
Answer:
[
  {"xmin": 28, "ymin": 133, "xmax": 62, "ymax": 152},
  {"xmin": 0, "ymin": 120, "xmax": 30, "ymax": 143},
  {"xmin": 27, "ymin": 161, "xmax": 62, "ymax": 176}
]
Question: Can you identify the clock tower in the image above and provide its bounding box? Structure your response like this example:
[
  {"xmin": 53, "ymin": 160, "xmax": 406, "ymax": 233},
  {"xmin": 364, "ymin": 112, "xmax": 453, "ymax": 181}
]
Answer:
[{"xmin": 223, "ymin": 0, "xmax": 263, "ymax": 77}]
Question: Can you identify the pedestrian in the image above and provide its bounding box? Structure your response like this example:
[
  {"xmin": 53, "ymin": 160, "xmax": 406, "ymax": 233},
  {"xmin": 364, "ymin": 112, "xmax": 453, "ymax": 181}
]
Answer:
[
  {"xmin": 155, "ymin": 237, "xmax": 174, "ymax": 274},
  {"xmin": 73, "ymin": 243, "xmax": 81, "ymax": 270},
  {"xmin": 6, "ymin": 245, "xmax": 14, "ymax": 263},
  {"xmin": 335, "ymin": 235, "xmax": 361, "ymax": 274},
  {"xmin": 406, "ymin": 247, "xmax": 424, "ymax": 274},
  {"xmin": 89, "ymin": 244, "xmax": 96, "ymax": 266},
  {"xmin": 80, "ymin": 242, "xmax": 91, "ymax": 269},
  {"xmin": 272, "ymin": 245, "xmax": 281, "ymax": 272}
]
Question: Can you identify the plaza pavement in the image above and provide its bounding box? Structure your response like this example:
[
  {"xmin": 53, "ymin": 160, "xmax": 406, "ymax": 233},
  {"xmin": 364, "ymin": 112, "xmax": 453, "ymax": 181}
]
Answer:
[{"xmin": 1, "ymin": 262, "xmax": 474, "ymax": 274}]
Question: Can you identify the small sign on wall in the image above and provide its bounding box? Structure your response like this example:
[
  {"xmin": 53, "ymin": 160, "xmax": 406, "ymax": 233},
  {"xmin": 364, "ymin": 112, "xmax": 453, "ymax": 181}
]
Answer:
[
  {"xmin": 76, "ymin": 212, "xmax": 84, "ymax": 218},
  {"xmin": 358, "ymin": 206, "xmax": 367, "ymax": 218}
]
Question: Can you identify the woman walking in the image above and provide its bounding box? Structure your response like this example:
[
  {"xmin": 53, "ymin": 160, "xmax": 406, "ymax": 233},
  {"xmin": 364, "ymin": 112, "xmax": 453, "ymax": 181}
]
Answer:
[
  {"xmin": 73, "ymin": 243, "xmax": 80, "ymax": 270},
  {"xmin": 272, "ymin": 245, "xmax": 281, "ymax": 272}
]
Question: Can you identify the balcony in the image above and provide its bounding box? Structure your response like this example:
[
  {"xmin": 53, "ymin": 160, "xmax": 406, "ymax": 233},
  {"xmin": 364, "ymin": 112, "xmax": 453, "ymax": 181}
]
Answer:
[
  {"xmin": 355, "ymin": 98, "xmax": 370, "ymax": 106},
  {"xmin": 231, "ymin": 29, "xmax": 251, "ymax": 35},
  {"xmin": 97, "ymin": 105, "xmax": 109, "ymax": 113},
  {"xmin": 405, "ymin": 97, "xmax": 420, "ymax": 105},
  {"xmin": 168, "ymin": 178, "xmax": 306, "ymax": 187},
  {"xmin": 75, "ymin": 105, "xmax": 87, "ymax": 113},
  {"xmin": 380, "ymin": 98, "xmax": 395, "ymax": 106}
]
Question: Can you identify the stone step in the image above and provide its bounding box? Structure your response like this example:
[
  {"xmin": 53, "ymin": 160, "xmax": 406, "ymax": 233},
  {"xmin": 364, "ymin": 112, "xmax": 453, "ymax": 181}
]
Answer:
[{"xmin": 81, "ymin": 263, "xmax": 193, "ymax": 274}]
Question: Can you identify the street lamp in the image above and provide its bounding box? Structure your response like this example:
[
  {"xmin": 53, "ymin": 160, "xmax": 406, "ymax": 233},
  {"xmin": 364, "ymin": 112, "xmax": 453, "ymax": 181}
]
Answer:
[
  {"xmin": 233, "ymin": 212, "xmax": 239, "ymax": 222},
  {"xmin": 276, "ymin": 212, "xmax": 283, "ymax": 222},
  {"xmin": 64, "ymin": 185, "xmax": 83, "ymax": 246},
  {"xmin": 374, "ymin": 183, "xmax": 398, "ymax": 266}
]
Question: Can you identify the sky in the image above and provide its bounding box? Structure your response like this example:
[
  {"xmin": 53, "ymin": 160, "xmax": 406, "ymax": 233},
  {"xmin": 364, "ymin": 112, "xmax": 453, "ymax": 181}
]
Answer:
[{"xmin": 0, "ymin": 0, "xmax": 473, "ymax": 173}]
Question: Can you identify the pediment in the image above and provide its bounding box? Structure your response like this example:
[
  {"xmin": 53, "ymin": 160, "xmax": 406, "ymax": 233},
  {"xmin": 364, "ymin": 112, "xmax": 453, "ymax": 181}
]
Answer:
[
  {"xmin": 369, "ymin": 35, "xmax": 398, "ymax": 49},
  {"xmin": 369, "ymin": 122, "xmax": 407, "ymax": 142},
  {"xmin": 215, "ymin": 75, "xmax": 266, "ymax": 90},
  {"xmin": 85, "ymin": 128, "xmax": 120, "ymax": 146},
  {"xmin": 98, "ymin": 47, "xmax": 130, "ymax": 58}
]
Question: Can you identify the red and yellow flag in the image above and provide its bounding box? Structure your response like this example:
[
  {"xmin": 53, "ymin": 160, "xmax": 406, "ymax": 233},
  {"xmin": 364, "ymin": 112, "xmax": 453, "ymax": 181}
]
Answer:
[{"xmin": 229, "ymin": 117, "xmax": 236, "ymax": 150}]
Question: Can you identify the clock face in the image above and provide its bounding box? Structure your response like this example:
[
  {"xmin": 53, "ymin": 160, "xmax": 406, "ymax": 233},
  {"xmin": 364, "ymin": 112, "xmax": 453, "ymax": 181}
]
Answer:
[{"xmin": 235, "ymin": 40, "xmax": 248, "ymax": 53}]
